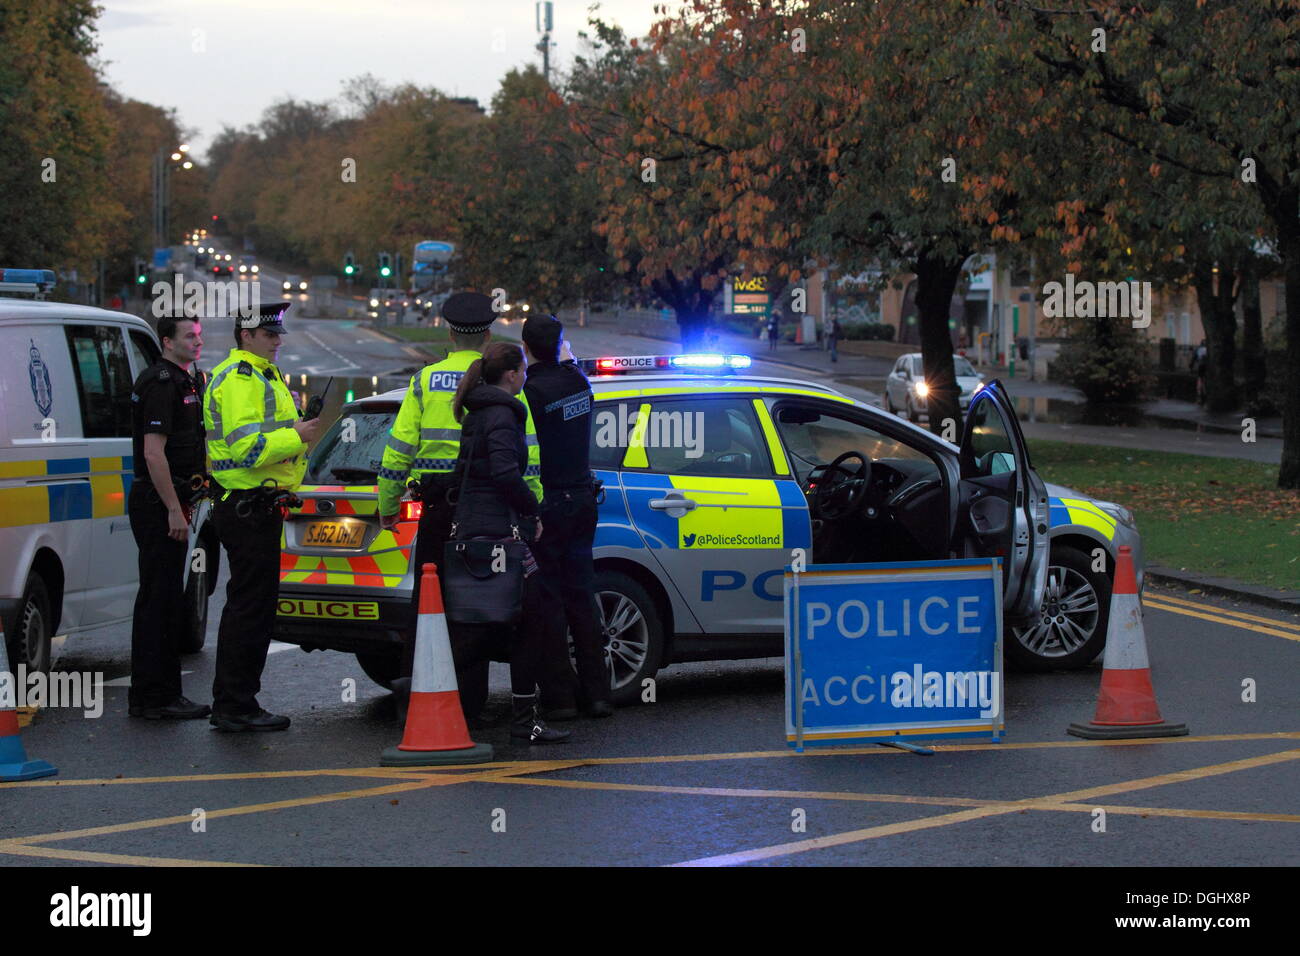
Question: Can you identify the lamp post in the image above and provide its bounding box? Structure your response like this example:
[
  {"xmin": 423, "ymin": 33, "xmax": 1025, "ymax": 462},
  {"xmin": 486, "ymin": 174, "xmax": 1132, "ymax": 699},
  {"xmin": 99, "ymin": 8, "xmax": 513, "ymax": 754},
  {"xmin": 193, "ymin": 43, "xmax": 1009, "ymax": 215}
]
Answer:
[{"xmin": 151, "ymin": 143, "xmax": 191, "ymax": 257}]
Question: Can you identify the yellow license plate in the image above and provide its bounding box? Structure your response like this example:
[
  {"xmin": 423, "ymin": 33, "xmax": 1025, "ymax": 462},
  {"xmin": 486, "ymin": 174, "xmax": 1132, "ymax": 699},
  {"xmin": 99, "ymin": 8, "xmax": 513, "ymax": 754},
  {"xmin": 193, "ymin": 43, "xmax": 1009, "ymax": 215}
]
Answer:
[{"xmin": 301, "ymin": 520, "xmax": 366, "ymax": 548}]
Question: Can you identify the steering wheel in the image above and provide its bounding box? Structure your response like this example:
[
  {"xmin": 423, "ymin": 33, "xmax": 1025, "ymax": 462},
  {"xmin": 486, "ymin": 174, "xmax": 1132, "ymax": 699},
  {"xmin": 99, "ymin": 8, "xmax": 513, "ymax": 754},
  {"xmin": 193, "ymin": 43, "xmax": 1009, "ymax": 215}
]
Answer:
[{"xmin": 810, "ymin": 451, "xmax": 871, "ymax": 520}]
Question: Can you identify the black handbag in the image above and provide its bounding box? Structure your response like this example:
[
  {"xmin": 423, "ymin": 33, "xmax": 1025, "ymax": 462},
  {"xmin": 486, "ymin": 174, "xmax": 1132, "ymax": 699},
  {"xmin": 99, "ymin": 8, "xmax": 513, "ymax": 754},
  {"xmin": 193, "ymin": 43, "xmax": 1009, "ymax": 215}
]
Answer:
[{"xmin": 440, "ymin": 429, "xmax": 527, "ymax": 625}]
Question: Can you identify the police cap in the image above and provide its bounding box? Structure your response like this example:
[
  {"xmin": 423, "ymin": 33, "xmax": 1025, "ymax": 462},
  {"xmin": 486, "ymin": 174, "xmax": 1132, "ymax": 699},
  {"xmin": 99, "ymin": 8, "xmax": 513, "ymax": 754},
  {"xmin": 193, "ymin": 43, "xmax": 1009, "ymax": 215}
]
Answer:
[
  {"xmin": 441, "ymin": 292, "xmax": 497, "ymax": 335},
  {"xmin": 237, "ymin": 301, "xmax": 291, "ymax": 335}
]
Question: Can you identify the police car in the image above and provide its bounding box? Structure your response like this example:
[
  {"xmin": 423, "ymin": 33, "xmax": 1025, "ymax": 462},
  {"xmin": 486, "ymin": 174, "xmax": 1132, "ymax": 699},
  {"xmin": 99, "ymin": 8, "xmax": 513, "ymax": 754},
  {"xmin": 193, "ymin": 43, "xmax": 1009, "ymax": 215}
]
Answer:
[
  {"xmin": 274, "ymin": 352, "xmax": 1143, "ymax": 702},
  {"xmin": 0, "ymin": 269, "xmax": 217, "ymax": 675}
]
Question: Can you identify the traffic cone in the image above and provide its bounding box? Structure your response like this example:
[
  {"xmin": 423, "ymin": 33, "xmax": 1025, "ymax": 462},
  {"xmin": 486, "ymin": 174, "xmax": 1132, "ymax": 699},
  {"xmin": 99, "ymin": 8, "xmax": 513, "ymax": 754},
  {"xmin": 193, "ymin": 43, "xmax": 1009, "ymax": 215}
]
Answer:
[
  {"xmin": 381, "ymin": 564, "xmax": 494, "ymax": 766},
  {"xmin": 1068, "ymin": 546, "xmax": 1187, "ymax": 739},
  {"xmin": 0, "ymin": 623, "xmax": 57, "ymax": 781}
]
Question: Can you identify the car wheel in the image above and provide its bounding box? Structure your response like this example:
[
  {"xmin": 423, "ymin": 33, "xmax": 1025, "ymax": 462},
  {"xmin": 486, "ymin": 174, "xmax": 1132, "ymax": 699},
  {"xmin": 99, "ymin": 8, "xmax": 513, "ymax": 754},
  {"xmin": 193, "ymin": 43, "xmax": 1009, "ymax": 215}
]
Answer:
[
  {"xmin": 885, "ymin": 390, "xmax": 896, "ymax": 415},
  {"xmin": 10, "ymin": 572, "xmax": 53, "ymax": 676},
  {"xmin": 180, "ymin": 555, "xmax": 208, "ymax": 654},
  {"xmin": 355, "ymin": 651, "xmax": 401, "ymax": 689},
  {"xmin": 591, "ymin": 570, "xmax": 665, "ymax": 706},
  {"xmin": 1007, "ymin": 545, "xmax": 1110, "ymax": 671},
  {"xmin": 904, "ymin": 398, "xmax": 915, "ymax": 422}
]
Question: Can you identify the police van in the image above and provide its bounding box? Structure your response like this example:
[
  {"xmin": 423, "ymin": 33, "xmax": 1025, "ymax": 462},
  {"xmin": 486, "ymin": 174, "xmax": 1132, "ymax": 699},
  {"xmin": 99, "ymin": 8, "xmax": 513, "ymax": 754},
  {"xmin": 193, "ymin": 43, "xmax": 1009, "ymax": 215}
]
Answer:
[
  {"xmin": 0, "ymin": 269, "xmax": 215, "ymax": 675},
  {"xmin": 274, "ymin": 353, "xmax": 1143, "ymax": 704}
]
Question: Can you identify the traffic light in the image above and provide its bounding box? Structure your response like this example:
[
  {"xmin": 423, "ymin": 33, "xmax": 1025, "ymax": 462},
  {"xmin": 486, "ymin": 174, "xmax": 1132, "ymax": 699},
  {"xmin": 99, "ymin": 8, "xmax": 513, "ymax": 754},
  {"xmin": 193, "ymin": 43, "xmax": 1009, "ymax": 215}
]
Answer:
[
  {"xmin": 134, "ymin": 259, "xmax": 148, "ymax": 285},
  {"xmin": 379, "ymin": 252, "xmax": 392, "ymax": 279},
  {"xmin": 344, "ymin": 252, "xmax": 355, "ymax": 276}
]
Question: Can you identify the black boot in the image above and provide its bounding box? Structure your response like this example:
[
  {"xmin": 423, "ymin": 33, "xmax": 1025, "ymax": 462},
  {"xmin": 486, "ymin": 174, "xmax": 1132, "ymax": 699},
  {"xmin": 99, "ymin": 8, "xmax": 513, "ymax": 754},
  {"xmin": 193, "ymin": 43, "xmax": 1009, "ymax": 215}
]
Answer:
[{"xmin": 510, "ymin": 694, "xmax": 570, "ymax": 744}]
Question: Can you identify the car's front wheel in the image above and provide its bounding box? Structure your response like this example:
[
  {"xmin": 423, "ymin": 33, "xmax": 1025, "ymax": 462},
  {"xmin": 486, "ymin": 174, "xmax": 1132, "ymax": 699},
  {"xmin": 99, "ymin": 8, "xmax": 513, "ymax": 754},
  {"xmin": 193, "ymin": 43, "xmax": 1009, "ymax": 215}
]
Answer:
[
  {"xmin": 9, "ymin": 572, "xmax": 53, "ymax": 676},
  {"xmin": 1007, "ymin": 545, "xmax": 1111, "ymax": 671},
  {"xmin": 591, "ymin": 571, "xmax": 665, "ymax": 706}
]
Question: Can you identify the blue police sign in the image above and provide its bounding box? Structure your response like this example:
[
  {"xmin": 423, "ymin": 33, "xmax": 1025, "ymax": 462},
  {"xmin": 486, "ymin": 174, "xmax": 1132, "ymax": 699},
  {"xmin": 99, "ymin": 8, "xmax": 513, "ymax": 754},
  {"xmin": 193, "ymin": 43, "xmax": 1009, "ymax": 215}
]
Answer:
[{"xmin": 785, "ymin": 559, "xmax": 1004, "ymax": 749}]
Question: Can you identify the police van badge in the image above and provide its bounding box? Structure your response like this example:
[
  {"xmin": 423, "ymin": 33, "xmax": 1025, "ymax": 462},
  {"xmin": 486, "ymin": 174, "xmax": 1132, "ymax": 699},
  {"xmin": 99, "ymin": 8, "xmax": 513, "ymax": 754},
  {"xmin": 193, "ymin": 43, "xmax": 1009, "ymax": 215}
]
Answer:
[{"xmin": 29, "ymin": 339, "xmax": 53, "ymax": 418}]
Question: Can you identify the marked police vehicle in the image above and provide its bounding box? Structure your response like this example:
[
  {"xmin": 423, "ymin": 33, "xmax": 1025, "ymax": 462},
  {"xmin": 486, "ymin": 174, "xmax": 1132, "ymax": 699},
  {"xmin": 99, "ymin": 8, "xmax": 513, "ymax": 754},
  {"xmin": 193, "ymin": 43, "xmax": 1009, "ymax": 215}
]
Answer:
[
  {"xmin": 275, "ymin": 352, "xmax": 1143, "ymax": 702},
  {"xmin": 0, "ymin": 269, "xmax": 217, "ymax": 675}
]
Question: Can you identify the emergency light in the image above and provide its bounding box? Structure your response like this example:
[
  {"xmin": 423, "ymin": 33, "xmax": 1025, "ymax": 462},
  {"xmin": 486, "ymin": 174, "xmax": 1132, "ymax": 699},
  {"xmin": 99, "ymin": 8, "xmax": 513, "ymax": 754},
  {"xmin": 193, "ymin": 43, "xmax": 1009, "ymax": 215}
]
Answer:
[
  {"xmin": 0, "ymin": 268, "xmax": 57, "ymax": 296},
  {"xmin": 580, "ymin": 353, "xmax": 753, "ymax": 376}
]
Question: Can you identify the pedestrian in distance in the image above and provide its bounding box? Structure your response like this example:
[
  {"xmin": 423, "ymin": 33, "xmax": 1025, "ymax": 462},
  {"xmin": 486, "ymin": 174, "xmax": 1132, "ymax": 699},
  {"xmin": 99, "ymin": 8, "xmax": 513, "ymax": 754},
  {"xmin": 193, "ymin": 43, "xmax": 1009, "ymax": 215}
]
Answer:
[
  {"xmin": 126, "ymin": 315, "xmax": 210, "ymax": 720},
  {"xmin": 203, "ymin": 302, "xmax": 322, "ymax": 731},
  {"xmin": 450, "ymin": 342, "xmax": 569, "ymax": 744},
  {"xmin": 521, "ymin": 314, "xmax": 614, "ymax": 721},
  {"xmin": 828, "ymin": 316, "xmax": 842, "ymax": 363},
  {"xmin": 1191, "ymin": 338, "xmax": 1208, "ymax": 406},
  {"xmin": 767, "ymin": 309, "xmax": 781, "ymax": 352},
  {"xmin": 377, "ymin": 291, "xmax": 544, "ymax": 722}
]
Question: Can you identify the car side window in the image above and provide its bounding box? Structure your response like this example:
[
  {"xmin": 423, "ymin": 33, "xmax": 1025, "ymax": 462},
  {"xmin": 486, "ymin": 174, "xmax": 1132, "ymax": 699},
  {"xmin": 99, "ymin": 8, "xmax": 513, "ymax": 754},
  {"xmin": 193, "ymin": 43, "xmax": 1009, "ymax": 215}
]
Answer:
[
  {"xmin": 128, "ymin": 330, "xmax": 160, "ymax": 376},
  {"xmin": 633, "ymin": 397, "xmax": 772, "ymax": 478},
  {"xmin": 964, "ymin": 396, "xmax": 1017, "ymax": 476},
  {"xmin": 590, "ymin": 399, "xmax": 638, "ymax": 469},
  {"xmin": 66, "ymin": 325, "xmax": 133, "ymax": 438},
  {"xmin": 774, "ymin": 403, "xmax": 935, "ymax": 481}
]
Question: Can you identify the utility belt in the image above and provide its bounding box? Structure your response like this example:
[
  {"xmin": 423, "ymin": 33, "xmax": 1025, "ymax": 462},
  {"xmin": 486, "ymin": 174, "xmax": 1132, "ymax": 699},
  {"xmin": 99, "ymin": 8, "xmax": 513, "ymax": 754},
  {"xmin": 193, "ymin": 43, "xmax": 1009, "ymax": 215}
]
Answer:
[
  {"xmin": 134, "ymin": 472, "xmax": 213, "ymax": 517},
  {"xmin": 223, "ymin": 479, "xmax": 302, "ymax": 520},
  {"xmin": 543, "ymin": 473, "xmax": 605, "ymax": 506},
  {"xmin": 409, "ymin": 470, "xmax": 459, "ymax": 506}
]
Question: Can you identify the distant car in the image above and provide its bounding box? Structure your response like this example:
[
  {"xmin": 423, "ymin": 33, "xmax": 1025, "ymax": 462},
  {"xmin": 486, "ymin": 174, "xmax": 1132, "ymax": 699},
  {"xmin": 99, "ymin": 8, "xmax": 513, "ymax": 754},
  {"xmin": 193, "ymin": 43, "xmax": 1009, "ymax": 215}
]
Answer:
[
  {"xmin": 237, "ymin": 255, "xmax": 259, "ymax": 278},
  {"xmin": 885, "ymin": 353, "xmax": 986, "ymax": 423},
  {"xmin": 282, "ymin": 275, "xmax": 308, "ymax": 294},
  {"xmin": 499, "ymin": 300, "xmax": 531, "ymax": 317},
  {"xmin": 212, "ymin": 254, "xmax": 233, "ymax": 277},
  {"xmin": 366, "ymin": 288, "xmax": 406, "ymax": 317}
]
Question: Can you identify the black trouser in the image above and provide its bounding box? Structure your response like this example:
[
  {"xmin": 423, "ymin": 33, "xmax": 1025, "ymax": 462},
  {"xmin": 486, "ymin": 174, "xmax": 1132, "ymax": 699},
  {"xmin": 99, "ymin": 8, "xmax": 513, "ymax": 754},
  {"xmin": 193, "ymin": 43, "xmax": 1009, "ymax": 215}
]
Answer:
[
  {"xmin": 211, "ymin": 491, "xmax": 283, "ymax": 716},
  {"xmin": 403, "ymin": 479, "xmax": 494, "ymax": 716},
  {"xmin": 127, "ymin": 482, "xmax": 188, "ymax": 708},
  {"xmin": 533, "ymin": 488, "xmax": 610, "ymax": 707}
]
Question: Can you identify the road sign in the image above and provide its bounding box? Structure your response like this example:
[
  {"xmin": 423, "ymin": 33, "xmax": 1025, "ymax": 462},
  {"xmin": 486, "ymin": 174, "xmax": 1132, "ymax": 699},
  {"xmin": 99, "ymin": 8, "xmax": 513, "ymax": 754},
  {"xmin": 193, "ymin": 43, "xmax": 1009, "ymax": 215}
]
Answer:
[
  {"xmin": 784, "ymin": 558, "xmax": 1004, "ymax": 750},
  {"xmin": 731, "ymin": 275, "xmax": 770, "ymax": 316},
  {"xmin": 152, "ymin": 248, "xmax": 172, "ymax": 270}
]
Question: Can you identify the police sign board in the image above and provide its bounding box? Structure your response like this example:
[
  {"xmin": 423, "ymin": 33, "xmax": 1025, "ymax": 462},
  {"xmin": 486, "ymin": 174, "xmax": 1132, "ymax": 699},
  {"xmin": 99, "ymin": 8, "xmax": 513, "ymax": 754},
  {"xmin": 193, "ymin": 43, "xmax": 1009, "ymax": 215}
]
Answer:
[{"xmin": 784, "ymin": 559, "xmax": 1003, "ymax": 749}]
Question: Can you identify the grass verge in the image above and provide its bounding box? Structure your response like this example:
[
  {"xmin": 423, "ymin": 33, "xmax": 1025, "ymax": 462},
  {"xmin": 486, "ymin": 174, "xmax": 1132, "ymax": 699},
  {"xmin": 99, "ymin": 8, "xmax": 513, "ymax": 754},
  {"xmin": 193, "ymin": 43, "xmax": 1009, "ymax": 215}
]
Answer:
[{"xmin": 1028, "ymin": 439, "xmax": 1299, "ymax": 591}]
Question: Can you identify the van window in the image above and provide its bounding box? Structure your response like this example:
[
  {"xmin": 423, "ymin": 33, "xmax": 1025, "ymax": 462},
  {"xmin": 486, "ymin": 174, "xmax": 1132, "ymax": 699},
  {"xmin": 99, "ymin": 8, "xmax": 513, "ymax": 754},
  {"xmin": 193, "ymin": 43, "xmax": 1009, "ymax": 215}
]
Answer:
[
  {"xmin": 66, "ymin": 325, "xmax": 133, "ymax": 438},
  {"xmin": 128, "ymin": 330, "xmax": 160, "ymax": 375}
]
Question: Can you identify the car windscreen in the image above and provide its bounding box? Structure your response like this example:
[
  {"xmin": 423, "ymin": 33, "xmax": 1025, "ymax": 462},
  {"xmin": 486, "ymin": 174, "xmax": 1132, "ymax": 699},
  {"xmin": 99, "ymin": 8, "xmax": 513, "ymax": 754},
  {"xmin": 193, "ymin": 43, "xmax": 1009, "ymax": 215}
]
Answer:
[
  {"xmin": 953, "ymin": 356, "xmax": 977, "ymax": 377},
  {"xmin": 304, "ymin": 407, "xmax": 397, "ymax": 484}
]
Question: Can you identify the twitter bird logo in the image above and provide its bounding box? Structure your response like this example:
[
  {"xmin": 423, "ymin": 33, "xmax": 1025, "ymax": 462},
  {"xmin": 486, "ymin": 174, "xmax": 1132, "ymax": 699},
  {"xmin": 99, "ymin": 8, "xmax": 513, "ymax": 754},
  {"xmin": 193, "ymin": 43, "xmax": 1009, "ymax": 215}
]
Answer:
[{"xmin": 682, "ymin": 533, "xmax": 697, "ymax": 548}]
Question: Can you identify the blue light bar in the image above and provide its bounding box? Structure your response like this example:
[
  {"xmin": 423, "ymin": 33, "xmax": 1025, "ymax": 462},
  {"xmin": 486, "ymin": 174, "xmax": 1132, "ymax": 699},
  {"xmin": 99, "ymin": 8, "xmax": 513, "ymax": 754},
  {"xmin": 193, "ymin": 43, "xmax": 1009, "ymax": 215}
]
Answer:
[
  {"xmin": 0, "ymin": 268, "xmax": 56, "ymax": 286},
  {"xmin": 670, "ymin": 353, "xmax": 752, "ymax": 369}
]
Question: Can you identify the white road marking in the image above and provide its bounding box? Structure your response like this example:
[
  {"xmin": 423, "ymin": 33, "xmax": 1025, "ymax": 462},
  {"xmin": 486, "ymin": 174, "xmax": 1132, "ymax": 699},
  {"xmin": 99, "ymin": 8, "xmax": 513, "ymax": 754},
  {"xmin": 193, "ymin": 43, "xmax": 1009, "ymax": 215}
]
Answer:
[
  {"xmin": 98, "ymin": 672, "xmax": 194, "ymax": 688},
  {"xmin": 305, "ymin": 330, "xmax": 360, "ymax": 373},
  {"xmin": 267, "ymin": 642, "xmax": 295, "ymax": 655}
]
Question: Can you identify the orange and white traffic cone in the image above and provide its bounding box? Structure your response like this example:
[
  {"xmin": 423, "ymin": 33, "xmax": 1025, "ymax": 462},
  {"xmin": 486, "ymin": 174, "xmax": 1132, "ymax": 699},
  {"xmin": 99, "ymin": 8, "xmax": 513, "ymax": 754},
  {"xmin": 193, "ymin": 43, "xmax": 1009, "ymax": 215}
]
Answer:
[
  {"xmin": 1068, "ymin": 545, "xmax": 1187, "ymax": 739},
  {"xmin": 0, "ymin": 623, "xmax": 57, "ymax": 781},
  {"xmin": 380, "ymin": 564, "xmax": 494, "ymax": 766}
]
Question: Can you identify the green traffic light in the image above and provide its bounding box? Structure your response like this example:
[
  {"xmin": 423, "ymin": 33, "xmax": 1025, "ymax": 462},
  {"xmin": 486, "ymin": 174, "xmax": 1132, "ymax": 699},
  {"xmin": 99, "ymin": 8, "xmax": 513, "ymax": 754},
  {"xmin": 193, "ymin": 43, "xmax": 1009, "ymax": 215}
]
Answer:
[
  {"xmin": 344, "ymin": 389, "xmax": 355, "ymax": 403},
  {"xmin": 344, "ymin": 265, "xmax": 354, "ymax": 275},
  {"xmin": 380, "ymin": 267, "xmax": 391, "ymax": 277},
  {"xmin": 136, "ymin": 274, "xmax": 147, "ymax": 284}
]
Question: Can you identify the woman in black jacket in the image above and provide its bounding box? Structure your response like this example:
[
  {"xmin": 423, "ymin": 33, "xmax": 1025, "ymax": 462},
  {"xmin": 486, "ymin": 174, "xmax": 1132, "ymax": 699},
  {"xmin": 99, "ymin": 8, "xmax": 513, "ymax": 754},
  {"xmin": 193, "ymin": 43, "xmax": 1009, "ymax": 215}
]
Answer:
[{"xmin": 451, "ymin": 343, "xmax": 569, "ymax": 744}]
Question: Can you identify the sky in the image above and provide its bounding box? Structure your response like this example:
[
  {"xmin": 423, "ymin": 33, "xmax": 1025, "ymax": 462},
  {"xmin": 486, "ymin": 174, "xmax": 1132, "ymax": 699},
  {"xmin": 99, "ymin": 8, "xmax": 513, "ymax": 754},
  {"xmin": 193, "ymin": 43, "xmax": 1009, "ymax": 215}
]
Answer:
[{"xmin": 95, "ymin": 0, "xmax": 669, "ymax": 160}]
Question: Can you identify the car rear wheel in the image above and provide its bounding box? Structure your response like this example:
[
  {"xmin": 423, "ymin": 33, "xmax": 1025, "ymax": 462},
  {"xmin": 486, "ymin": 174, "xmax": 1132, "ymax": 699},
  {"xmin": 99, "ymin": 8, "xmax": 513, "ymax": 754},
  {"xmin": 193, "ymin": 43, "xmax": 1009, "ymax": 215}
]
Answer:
[
  {"xmin": 1007, "ymin": 545, "xmax": 1110, "ymax": 671},
  {"xmin": 356, "ymin": 651, "xmax": 400, "ymax": 689},
  {"xmin": 591, "ymin": 571, "xmax": 664, "ymax": 706}
]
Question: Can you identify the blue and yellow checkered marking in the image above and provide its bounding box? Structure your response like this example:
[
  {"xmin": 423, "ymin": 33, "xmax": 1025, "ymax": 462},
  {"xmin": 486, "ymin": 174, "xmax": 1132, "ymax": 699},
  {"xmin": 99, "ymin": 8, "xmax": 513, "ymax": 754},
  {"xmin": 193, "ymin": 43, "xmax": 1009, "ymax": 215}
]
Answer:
[
  {"xmin": 0, "ymin": 455, "xmax": 133, "ymax": 528},
  {"xmin": 1048, "ymin": 495, "xmax": 1117, "ymax": 540}
]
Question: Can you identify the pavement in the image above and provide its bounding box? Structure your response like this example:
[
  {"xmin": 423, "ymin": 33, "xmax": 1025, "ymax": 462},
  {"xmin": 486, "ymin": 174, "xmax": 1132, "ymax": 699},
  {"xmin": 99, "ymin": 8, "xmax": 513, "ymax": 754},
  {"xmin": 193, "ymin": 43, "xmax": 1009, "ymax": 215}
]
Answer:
[{"xmin": 3, "ymin": 573, "xmax": 1297, "ymax": 867}]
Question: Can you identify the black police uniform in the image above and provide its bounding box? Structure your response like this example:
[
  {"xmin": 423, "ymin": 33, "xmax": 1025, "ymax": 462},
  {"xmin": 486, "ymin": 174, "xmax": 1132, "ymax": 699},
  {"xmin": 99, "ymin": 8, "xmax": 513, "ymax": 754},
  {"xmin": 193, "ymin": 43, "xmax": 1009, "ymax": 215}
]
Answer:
[
  {"xmin": 524, "ymin": 358, "xmax": 613, "ymax": 711},
  {"xmin": 127, "ymin": 358, "xmax": 206, "ymax": 712}
]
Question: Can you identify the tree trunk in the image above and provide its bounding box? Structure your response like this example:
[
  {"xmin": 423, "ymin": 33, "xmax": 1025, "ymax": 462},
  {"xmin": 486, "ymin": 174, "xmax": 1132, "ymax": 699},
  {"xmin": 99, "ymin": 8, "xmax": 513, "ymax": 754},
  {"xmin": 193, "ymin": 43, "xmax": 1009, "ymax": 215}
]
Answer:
[
  {"xmin": 1240, "ymin": 261, "xmax": 1265, "ymax": 413},
  {"xmin": 1280, "ymin": 226, "xmax": 1300, "ymax": 488},
  {"xmin": 913, "ymin": 248, "xmax": 968, "ymax": 437},
  {"xmin": 1192, "ymin": 261, "xmax": 1239, "ymax": 413}
]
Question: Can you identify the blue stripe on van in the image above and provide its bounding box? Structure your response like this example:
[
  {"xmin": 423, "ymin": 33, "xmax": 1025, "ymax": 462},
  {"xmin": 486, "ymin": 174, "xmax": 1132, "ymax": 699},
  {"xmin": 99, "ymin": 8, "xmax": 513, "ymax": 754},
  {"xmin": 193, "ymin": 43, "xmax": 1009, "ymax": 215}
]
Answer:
[{"xmin": 47, "ymin": 483, "xmax": 93, "ymax": 521}]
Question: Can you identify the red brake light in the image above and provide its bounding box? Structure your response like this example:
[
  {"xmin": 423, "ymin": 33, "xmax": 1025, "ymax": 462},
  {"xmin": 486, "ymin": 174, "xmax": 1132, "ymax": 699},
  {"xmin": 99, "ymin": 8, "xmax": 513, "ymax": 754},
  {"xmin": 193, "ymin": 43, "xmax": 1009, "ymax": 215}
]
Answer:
[
  {"xmin": 597, "ymin": 358, "xmax": 615, "ymax": 370},
  {"xmin": 400, "ymin": 500, "xmax": 422, "ymax": 522}
]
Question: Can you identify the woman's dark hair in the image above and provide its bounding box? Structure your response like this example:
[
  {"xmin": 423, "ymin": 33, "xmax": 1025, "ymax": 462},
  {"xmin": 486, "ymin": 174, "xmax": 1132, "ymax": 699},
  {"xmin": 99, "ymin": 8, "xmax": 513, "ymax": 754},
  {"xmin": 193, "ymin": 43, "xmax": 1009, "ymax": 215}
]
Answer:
[{"xmin": 452, "ymin": 342, "xmax": 524, "ymax": 422}]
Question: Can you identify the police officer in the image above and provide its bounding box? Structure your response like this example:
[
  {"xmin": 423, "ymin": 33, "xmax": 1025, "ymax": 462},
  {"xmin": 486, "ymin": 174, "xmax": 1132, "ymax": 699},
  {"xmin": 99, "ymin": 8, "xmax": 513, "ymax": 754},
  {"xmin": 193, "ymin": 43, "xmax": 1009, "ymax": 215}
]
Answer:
[
  {"xmin": 204, "ymin": 302, "xmax": 321, "ymax": 731},
  {"xmin": 521, "ymin": 314, "xmax": 614, "ymax": 719},
  {"xmin": 378, "ymin": 292, "xmax": 543, "ymax": 717},
  {"xmin": 127, "ymin": 315, "xmax": 210, "ymax": 720}
]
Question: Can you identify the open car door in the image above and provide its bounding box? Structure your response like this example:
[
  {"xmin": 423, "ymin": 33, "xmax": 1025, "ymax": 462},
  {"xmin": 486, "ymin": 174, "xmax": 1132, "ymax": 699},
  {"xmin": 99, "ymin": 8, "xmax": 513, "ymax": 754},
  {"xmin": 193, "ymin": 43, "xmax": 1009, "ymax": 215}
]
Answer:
[{"xmin": 954, "ymin": 380, "xmax": 1049, "ymax": 626}]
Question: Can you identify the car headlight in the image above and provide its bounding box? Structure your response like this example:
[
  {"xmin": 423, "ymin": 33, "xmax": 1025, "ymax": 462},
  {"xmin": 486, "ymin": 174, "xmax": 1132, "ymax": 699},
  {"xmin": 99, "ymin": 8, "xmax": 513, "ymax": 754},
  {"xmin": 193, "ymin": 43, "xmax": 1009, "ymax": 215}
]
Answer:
[
  {"xmin": 283, "ymin": 282, "xmax": 291, "ymax": 290},
  {"xmin": 1096, "ymin": 500, "xmax": 1137, "ymax": 530},
  {"xmin": 913, "ymin": 381, "xmax": 929, "ymax": 397},
  {"xmin": 369, "ymin": 298, "xmax": 379, "ymax": 307}
]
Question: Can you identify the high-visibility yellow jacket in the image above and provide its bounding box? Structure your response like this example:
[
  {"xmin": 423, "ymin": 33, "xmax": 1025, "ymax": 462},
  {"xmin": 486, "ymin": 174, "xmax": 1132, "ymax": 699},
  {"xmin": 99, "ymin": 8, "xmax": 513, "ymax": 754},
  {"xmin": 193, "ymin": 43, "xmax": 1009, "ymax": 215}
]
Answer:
[
  {"xmin": 203, "ymin": 348, "xmax": 306, "ymax": 491},
  {"xmin": 378, "ymin": 349, "xmax": 541, "ymax": 515}
]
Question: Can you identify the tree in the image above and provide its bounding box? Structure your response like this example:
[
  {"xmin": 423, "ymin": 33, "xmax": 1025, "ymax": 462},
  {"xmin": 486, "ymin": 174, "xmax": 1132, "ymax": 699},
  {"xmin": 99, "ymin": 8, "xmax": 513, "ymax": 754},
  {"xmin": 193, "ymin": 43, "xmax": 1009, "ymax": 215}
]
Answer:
[{"xmin": 1003, "ymin": 0, "xmax": 1300, "ymax": 485}]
